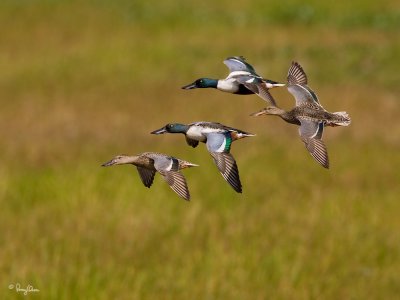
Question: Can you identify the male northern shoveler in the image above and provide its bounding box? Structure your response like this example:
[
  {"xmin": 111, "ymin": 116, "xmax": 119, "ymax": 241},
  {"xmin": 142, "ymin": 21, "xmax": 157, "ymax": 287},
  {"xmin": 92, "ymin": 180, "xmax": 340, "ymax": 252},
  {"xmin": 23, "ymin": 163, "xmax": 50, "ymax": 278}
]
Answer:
[
  {"xmin": 101, "ymin": 152, "xmax": 198, "ymax": 200},
  {"xmin": 182, "ymin": 56, "xmax": 284, "ymax": 105},
  {"xmin": 251, "ymin": 61, "xmax": 351, "ymax": 169},
  {"xmin": 151, "ymin": 121, "xmax": 255, "ymax": 193}
]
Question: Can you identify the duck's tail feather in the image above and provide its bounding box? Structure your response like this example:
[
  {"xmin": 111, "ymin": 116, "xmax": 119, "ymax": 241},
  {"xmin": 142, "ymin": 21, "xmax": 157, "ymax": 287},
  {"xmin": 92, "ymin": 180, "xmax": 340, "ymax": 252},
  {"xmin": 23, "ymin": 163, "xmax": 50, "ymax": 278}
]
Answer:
[
  {"xmin": 179, "ymin": 160, "xmax": 199, "ymax": 169},
  {"xmin": 332, "ymin": 111, "xmax": 351, "ymax": 126},
  {"xmin": 232, "ymin": 131, "xmax": 256, "ymax": 140}
]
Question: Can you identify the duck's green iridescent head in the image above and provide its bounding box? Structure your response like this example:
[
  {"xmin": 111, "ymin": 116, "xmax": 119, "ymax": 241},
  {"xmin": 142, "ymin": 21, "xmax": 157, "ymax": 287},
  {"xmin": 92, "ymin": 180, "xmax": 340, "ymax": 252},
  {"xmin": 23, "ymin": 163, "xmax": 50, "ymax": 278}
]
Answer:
[
  {"xmin": 151, "ymin": 123, "xmax": 189, "ymax": 134},
  {"xmin": 182, "ymin": 78, "xmax": 218, "ymax": 89}
]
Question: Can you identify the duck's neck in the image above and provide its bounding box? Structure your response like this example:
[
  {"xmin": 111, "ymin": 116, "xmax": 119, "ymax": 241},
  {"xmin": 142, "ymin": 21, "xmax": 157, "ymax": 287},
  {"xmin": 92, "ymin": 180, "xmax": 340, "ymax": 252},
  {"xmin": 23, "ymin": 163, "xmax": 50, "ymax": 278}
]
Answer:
[
  {"xmin": 123, "ymin": 155, "xmax": 153, "ymax": 167},
  {"xmin": 121, "ymin": 155, "xmax": 141, "ymax": 164},
  {"xmin": 279, "ymin": 110, "xmax": 299, "ymax": 125},
  {"xmin": 170, "ymin": 124, "xmax": 190, "ymax": 134},
  {"xmin": 204, "ymin": 78, "xmax": 218, "ymax": 89}
]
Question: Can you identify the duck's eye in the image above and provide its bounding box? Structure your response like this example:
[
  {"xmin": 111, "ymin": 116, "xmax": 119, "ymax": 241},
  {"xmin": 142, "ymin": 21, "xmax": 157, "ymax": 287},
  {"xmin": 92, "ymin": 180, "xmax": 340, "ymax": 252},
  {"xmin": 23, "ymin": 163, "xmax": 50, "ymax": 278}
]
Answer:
[{"xmin": 168, "ymin": 124, "xmax": 174, "ymax": 128}]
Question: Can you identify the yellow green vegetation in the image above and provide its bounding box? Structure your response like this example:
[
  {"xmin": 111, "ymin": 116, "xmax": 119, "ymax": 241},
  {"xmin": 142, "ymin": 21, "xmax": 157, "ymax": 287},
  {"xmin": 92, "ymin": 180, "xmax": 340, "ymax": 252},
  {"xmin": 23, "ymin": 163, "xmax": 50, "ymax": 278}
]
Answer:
[{"xmin": 0, "ymin": 0, "xmax": 399, "ymax": 299}]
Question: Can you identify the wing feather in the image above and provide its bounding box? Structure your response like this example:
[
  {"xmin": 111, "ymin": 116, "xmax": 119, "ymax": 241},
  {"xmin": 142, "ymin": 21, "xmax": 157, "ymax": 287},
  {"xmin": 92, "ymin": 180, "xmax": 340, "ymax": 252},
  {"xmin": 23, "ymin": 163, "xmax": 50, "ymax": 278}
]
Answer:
[
  {"xmin": 235, "ymin": 75, "xmax": 278, "ymax": 105},
  {"xmin": 136, "ymin": 167, "xmax": 156, "ymax": 188},
  {"xmin": 287, "ymin": 61, "xmax": 307, "ymax": 85},
  {"xmin": 210, "ymin": 152, "xmax": 242, "ymax": 193},
  {"xmin": 160, "ymin": 171, "xmax": 190, "ymax": 200},
  {"xmin": 299, "ymin": 120, "xmax": 329, "ymax": 169},
  {"xmin": 287, "ymin": 61, "xmax": 321, "ymax": 106},
  {"xmin": 223, "ymin": 56, "xmax": 258, "ymax": 74},
  {"xmin": 303, "ymin": 138, "xmax": 329, "ymax": 169}
]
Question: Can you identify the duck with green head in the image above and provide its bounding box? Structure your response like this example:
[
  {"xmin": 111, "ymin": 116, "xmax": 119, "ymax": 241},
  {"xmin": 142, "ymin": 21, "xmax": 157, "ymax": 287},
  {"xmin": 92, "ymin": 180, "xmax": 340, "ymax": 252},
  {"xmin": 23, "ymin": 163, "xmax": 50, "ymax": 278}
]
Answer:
[
  {"xmin": 151, "ymin": 121, "xmax": 255, "ymax": 193},
  {"xmin": 182, "ymin": 56, "xmax": 284, "ymax": 104}
]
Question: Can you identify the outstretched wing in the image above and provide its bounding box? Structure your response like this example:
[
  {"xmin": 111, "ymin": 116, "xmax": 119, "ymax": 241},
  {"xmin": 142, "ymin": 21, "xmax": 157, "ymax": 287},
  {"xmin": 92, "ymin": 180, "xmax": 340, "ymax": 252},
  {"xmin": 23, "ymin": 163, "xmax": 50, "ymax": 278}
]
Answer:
[
  {"xmin": 136, "ymin": 167, "xmax": 156, "ymax": 188},
  {"xmin": 299, "ymin": 120, "xmax": 329, "ymax": 169},
  {"xmin": 205, "ymin": 132, "xmax": 242, "ymax": 193},
  {"xmin": 223, "ymin": 56, "xmax": 258, "ymax": 75},
  {"xmin": 287, "ymin": 61, "xmax": 320, "ymax": 106},
  {"xmin": 236, "ymin": 75, "xmax": 277, "ymax": 106},
  {"xmin": 209, "ymin": 152, "xmax": 242, "ymax": 193},
  {"xmin": 160, "ymin": 171, "xmax": 190, "ymax": 200},
  {"xmin": 149, "ymin": 155, "xmax": 190, "ymax": 200},
  {"xmin": 287, "ymin": 61, "xmax": 308, "ymax": 85}
]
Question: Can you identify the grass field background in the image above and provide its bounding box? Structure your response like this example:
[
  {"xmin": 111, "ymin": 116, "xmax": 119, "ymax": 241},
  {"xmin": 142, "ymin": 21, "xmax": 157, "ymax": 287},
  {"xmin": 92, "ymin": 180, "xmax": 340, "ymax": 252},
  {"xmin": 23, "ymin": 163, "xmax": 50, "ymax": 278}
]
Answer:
[{"xmin": 1, "ymin": 0, "xmax": 399, "ymax": 299}]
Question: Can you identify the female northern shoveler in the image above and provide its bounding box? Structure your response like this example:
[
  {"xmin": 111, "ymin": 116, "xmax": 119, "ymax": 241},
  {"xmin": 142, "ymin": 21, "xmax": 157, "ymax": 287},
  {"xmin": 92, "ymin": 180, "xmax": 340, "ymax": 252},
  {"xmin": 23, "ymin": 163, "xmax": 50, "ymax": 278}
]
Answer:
[
  {"xmin": 251, "ymin": 61, "xmax": 351, "ymax": 169},
  {"xmin": 101, "ymin": 152, "xmax": 198, "ymax": 200}
]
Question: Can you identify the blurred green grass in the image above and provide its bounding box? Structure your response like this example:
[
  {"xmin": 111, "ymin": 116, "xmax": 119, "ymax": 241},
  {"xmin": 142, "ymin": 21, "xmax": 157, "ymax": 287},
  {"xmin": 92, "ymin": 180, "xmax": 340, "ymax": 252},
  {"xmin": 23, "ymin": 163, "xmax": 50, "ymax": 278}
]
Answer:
[{"xmin": 1, "ymin": 0, "xmax": 400, "ymax": 299}]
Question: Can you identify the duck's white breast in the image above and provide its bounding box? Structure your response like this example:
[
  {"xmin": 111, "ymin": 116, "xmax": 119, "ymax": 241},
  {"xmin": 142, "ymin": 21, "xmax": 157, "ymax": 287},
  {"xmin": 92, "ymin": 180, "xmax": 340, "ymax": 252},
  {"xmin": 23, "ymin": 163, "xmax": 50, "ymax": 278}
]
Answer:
[
  {"xmin": 217, "ymin": 78, "xmax": 239, "ymax": 93},
  {"xmin": 186, "ymin": 126, "xmax": 207, "ymax": 141}
]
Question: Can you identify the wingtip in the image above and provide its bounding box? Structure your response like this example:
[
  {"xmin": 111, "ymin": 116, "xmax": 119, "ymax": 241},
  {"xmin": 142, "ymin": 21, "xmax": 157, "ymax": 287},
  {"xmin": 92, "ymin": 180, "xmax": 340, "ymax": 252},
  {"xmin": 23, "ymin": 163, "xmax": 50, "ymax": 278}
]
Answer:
[
  {"xmin": 231, "ymin": 182, "xmax": 243, "ymax": 193},
  {"xmin": 314, "ymin": 159, "xmax": 329, "ymax": 169},
  {"xmin": 291, "ymin": 61, "xmax": 300, "ymax": 67},
  {"xmin": 225, "ymin": 55, "xmax": 246, "ymax": 61},
  {"xmin": 229, "ymin": 182, "xmax": 242, "ymax": 193},
  {"xmin": 209, "ymin": 152, "xmax": 243, "ymax": 194},
  {"xmin": 308, "ymin": 140, "xmax": 329, "ymax": 169},
  {"xmin": 287, "ymin": 61, "xmax": 307, "ymax": 85},
  {"xmin": 323, "ymin": 160, "xmax": 330, "ymax": 169}
]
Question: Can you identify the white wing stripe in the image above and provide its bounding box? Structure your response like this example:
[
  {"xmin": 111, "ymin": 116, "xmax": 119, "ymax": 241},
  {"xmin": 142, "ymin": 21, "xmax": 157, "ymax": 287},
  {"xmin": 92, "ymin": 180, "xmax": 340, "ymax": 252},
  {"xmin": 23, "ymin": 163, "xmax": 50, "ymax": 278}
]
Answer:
[
  {"xmin": 166, "ymin": 159, "xmax": 174, "ymax": 171},
  {"xmin": 216, "ymin": 138, "xmax": 226, "ymax": 153}
]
